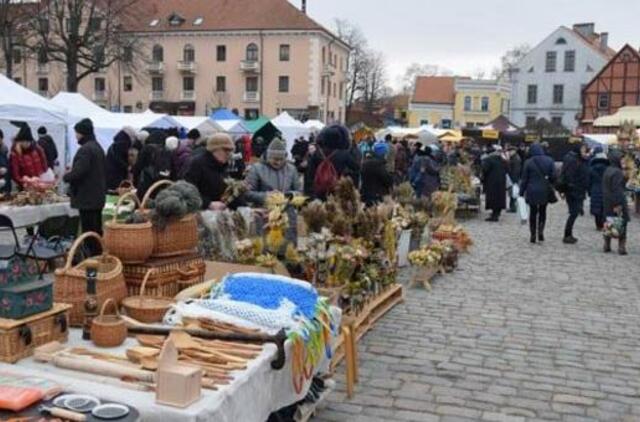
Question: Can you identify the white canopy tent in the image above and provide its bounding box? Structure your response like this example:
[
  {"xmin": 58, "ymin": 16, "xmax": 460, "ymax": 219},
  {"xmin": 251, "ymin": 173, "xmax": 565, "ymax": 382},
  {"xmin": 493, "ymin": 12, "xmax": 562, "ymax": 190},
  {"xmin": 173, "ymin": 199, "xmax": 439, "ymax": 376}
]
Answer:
[
  {"xmin": 215, "ymin": 119, "xmax": 251, "ymax": 136},
  {"xmin": 271, "ymin": 112, "xmax": 311, "ymax": 151},
  {"xmin": 51, "ymin": 93, "xmax": 181, "ymax": 156},
  {"xmin": 375, "ymin": 125, "xmax": 439, "ymax": 145},
  {"xmin": 0, "ymin": 74, "xmax": 69, "ymax": 166},
  {"xmin": 303, "ymin": 119, "xmax": 325, "ymax": 132},
  {"xmin": 593, "ymin": 106, "xmax": 640, "ymax": 128},
  {"xmin": 172, "ymin": 116, "xmax": 223, "ymax": 136}
]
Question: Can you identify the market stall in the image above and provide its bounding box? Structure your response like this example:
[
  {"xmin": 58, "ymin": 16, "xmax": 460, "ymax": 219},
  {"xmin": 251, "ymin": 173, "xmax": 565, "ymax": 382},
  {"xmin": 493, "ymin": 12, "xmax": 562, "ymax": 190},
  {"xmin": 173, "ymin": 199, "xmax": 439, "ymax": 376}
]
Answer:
[
  {"xmin": 271, "ymin": 112, "xmax": 311, "ymax": 152},
  {"xmin": 171, "ymin": 115, "xmax": 223, "ymax": 136}
]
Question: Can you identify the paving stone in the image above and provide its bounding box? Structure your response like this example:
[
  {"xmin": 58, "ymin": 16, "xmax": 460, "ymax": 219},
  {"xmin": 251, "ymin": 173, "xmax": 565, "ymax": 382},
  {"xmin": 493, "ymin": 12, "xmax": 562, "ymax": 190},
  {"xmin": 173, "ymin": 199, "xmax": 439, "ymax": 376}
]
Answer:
[{"xmin": 552, "ymin": 394, "xmax": 595, "ymax": 406}]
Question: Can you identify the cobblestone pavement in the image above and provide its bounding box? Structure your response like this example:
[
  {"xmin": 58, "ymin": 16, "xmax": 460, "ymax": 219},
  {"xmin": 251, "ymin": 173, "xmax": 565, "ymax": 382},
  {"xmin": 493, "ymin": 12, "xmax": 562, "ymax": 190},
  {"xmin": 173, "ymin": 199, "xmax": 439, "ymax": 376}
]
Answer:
[{"xmin": 314, "ymin": 204, "xmax": 640, "ymax": 422}]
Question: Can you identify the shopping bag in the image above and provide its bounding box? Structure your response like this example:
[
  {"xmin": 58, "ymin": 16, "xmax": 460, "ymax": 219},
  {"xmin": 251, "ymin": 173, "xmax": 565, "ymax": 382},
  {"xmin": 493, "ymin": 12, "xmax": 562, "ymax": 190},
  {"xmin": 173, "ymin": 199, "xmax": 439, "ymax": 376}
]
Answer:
[
  {"xmin": 511, "ymin": 184, "xmax": 520, "ymax": 199},
  {"xmin": 517, "ymin": 197, "xmax": 529, "ymax": 224}
]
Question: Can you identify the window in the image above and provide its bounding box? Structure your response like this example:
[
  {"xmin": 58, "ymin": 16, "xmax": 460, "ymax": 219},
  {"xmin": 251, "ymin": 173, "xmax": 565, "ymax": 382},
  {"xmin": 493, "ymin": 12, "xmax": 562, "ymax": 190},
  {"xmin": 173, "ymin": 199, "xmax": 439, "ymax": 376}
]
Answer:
[
  {"xmin": 553, "ymin": 84, "xmax": 564, "ymax": 104},
  {"xmin": 12, "ymin": 48, "xmax": 21, "ymax": 64},
  {"xmin": 38, "ymin": 78, "xmax": 48, "ymax": 93},
  {"xmin": 123, "ymin": 46, "xmax": 133, "ymax": 63},
  {"xmin": 598, "ymin": 93, "xmax": 610, "ymax": 110},
  {"xmin": 441, "ymin": 119, "xmax": 452, "ymax": 129},
  {"xmin": 94, "ymin": 77, "xmax": 106, "ymax": 92},
  {"xmin": 216, "ymin": 76, "xmax": 226, "ymax": 92},
  {"xmin": 279, "ymin": 44, "xmax": 290, "ymax": 61},
  {"xmin": 339, "ymin": 82, "xmax": 344, "ymax": 100},
  {"xmin": 246, "ymin": 43, "xmax": 258, "ymax": 61},
  {"xmin": 246, "ymin": 76, "xmax": 258, "ymax": 92},
  {"xmin": 37, "ymin": 48, "xmax": 47, "ymax": 64},
  {"xmin": 321, "ymin": 79, "xmax": 325, "ymax": 95},
  {"xmin": 183, "ymin": 44, "xmax": 195, "ymax": 62},
  {"xmin": 123, "ymin": 106, "xmax": 133, "ymax": 113},
  {"xmin": 420, "ymin": 120, "xmax": 429, "ymax": 126},
  {"xmin": 152, "ymin": 77, "xmax": 163, "ymax": 92},
  {"xmin": 216, "ymin": 45, "xmax": 226, "ymax": 62},
  {"xmin": 527, "ymin": 84, "xmax": 537, "ymax": 104},
  {"xmin": 279, "ymin": 76, "xmax": 289, "ymax": 93},
  {"xmin": 525, "ymin": 116, "xmax": 537, "ymax": 128},
  {"xmin": 545, "ymin": 51, "xmax": 557, "ymax": 72},
  {"xmin": 152, "ymin": 45, "xmax": 163, "ymax": 62},
  {"xmin": 183, "ymin": 76, "xmax": 194, "ymax": 91},
  {"xmin": 123, "ymin": 76, "xmax": 132, "ymax": 92},
  {"xmin": 89, "ymin": 17, "xmax": 102, "ymax": 31},
  {"xmin": 464, "ymin": 96, "xmax": 471, "ymax": 111},
  {"xmin": 556, "ymin": 37, "xmax": 567, "ymax": 45},
  {"xmin": 333, "ymin": 83, "xmax": 337, "ymax": 98},
  {"xmin": 481, "ymin": 96, "xmax": 489, "ymax": 112},
  {"xmin": 244, "ymin": 109, "xmax": 259, "ymax": 120},
  {"xmin": 322, "ymin": 47, "xmax": 326, "ymax": 64},
  {"xmin": 564, "ymin": 50, "xmax": 575, "ymax": 72},
  {"xmin": 551, "ymin": 116, "xmax": 563, "ymax": 127}
]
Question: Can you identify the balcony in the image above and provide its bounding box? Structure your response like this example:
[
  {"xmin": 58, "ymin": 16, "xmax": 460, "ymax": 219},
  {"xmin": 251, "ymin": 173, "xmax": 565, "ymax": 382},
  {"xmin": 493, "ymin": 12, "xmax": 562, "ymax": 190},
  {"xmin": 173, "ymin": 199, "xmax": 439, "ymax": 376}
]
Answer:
[
  {"xmin": 147, "ymin": 61, "xmax": 165, "ymax": 74},
  {"xmin": 240, "ymin": 60, "xmax": 260, "ymax": 73},
  {"xmin": 150, "ymin": 91, "xmax": 164, "ymax": 101},
  {"xmin": 93, "ymin": 91, "xmax": 106, "ymax": 102},
  {"xmin": 182, "ymin": 90, "xmax": 196, "ymax": 101},
  {"xmin": 177, "ymin": 61, "xmax": 197, "ymax": 74},
  {"xmin": 36, "ymin": 63, "xmax": 50, "ymax": 75},
  {"xmin": 243, "ymin": 91, "xmax": 260, "ymax": 103},
  {"xmin": 322, "ymin": 64, "xmax": 335, "ymax": 77}
]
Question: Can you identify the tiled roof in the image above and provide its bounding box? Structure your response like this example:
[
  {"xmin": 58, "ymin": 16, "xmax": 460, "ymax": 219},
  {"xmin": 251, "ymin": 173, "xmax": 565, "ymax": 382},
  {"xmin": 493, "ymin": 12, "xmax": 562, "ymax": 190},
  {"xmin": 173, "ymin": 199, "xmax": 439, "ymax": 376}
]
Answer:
[
  {"xmin": 412, "ymin": 76, "xmax": 456, "ymax": 105},
  {"xmin": 127, "ymin": 0, "xmax": 326, "ymax": 33},
  {"xmin": 569, "ymin": 28, "xmax": 617, "ymax": 58}
]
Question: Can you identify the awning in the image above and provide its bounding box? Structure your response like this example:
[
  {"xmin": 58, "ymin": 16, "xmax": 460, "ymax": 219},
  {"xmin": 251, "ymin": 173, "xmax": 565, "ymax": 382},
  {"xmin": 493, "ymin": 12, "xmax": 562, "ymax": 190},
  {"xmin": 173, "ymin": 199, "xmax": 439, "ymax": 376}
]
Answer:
[{"xmin": 594, "ymin": 106, "xmax": 640, "ymax": 127}]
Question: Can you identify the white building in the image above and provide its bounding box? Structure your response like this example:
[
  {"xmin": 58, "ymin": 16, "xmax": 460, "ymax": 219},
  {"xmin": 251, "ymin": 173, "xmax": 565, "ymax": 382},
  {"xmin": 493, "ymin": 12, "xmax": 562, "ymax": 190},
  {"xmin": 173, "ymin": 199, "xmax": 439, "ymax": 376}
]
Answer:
[{"xmin": 509, "ymin": 23, "xmax": 615, "ymax": 131}]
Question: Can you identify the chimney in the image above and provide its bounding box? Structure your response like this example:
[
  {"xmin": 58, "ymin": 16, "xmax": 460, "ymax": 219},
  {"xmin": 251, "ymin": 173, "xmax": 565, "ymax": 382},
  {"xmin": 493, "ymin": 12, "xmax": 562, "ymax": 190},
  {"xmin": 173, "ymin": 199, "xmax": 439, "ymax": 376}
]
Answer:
[
  {"xmin": 600, "ymin": 32, "xmax": 609, "ymax": 51},
  {"xmin": 301, "ymin": 0, "xmax": 307, "ymax": 14},
  {"xmin": 573, "ymin": 23, "xmax": 595, "ymax": 38}
]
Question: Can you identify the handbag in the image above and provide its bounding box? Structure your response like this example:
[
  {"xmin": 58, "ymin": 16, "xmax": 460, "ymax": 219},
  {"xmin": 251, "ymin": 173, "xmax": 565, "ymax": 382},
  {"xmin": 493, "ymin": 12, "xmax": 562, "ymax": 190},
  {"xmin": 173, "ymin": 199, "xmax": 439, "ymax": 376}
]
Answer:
[{"xmin": 531, "ymin": 159, "xmax": 558, "ymax": 204}]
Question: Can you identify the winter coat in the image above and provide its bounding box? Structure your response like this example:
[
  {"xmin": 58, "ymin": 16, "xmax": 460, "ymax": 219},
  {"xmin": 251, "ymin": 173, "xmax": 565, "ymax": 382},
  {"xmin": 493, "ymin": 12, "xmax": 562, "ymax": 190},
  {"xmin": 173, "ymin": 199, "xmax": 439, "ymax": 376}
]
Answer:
[
  {"xmin": 481, "ymin": 153, "xmax": 508, "ymax": 211},
  {"xmin": 395, "ymin": 144, "xmax": 409, "ymax": 175},
  {"xmin": 519, "ymin": 144, "xmax": 556, "ymax": 207},
  {"xmin": 385, "ymin": 143, "xmax": 396, "ymax": 173},
  {"xmin": 105, "ymin": 130, "xmax": 133, "ymax": 190},
  {"xmin": 602, "ymin": 156, "xmax": 629, "ymax": 221},
  {"xmin": 0, "ymin": 146, "xmax": 11, "ymax": 194},
  {"xmin": 245, "ymin": 160, "xmax": 301, "ymax": 206},
  {"xmin": 37, "ymin": 135, "xmax": 58, "ymax": 169},
  {"xmin": 10, "ymin": 143, "xmax": 48, "ymax": 187},
  {"xmin": 304, "ymin": 148, "xmax": 360, "ymax": 198},
  {"xmin": 588, "ymin": 157, "xmax": 609, "ymax": 217},
  {"xmin": 561, "ymin": 151, "xmax": 590, "ymax": 201},
  {"xmin": 173, "ymin": 142, "xmax": 193, "ymax": 179},
  {"xmin": 291, "ymin": 141, "xmax": 309, "ymax": 166},
  {"xmin": 508, "ymin": 154, "xmax": 523, "ymax": 183},
  {"xmin": 184, "ymin": 152, "xmax": 230, "ymax": 210},
  {"xmin": 409, "ymin": 154, "xmax": 440, "ymax": 198},
  {"xmin": 361, "ymin": 157, "xmax": 393, "ymax": 206},
  {"xmin": 136, "ymin": 144, "xmax": 173, "ymax": 200},
  {"xmin": 63, "ymin": 138, "xmax": 106, "ymax": 210}
]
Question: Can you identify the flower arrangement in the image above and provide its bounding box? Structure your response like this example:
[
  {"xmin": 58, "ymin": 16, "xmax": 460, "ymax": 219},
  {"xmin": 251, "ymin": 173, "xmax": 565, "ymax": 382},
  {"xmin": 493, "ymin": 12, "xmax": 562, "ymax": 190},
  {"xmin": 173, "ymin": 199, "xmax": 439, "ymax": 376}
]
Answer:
[
  {"xmin": 221, "ymin": 178, "xmax": 248, "ymax": 205},
  {"xmin": 432, "ymin": 190, "xmax": 457, "ymax": 222}
]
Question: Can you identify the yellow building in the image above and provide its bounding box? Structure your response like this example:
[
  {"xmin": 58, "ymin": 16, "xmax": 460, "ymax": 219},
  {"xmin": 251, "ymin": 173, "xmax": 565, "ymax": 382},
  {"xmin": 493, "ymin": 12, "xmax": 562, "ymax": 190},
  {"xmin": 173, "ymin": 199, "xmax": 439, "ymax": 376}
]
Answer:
[
  {"xmin": 408, "ymin": 76, "xmax": 456, "ymax": 128},
  {"xmin": 454, "ymin": 79, "xmax": 512, "ymax": 128}
]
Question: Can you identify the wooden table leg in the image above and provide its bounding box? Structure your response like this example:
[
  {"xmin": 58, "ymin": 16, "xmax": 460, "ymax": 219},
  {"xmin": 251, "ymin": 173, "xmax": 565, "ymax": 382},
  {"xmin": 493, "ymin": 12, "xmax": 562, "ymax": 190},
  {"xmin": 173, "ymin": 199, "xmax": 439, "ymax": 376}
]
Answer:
[
  {"xmin": 342, "ymin": 326, "xmax": 355, "ymax": 399},
  {"xmin": 346, "ymin": 318, "xmax": 359, "ymax": 384}
]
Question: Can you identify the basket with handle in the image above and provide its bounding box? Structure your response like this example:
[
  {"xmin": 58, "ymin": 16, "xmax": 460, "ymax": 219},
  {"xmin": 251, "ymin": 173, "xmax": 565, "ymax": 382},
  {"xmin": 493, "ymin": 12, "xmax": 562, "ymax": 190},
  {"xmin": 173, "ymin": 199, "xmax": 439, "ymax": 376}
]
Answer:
[
  {"xmin": 141, "ymin": 180, "xmax": 198, "ymax": 258},
  {"xmin": 53, "ymin": 232, "xmax": 127, "ymax": 326},
  {"xmin": 122, "ymin": 269, "xmax": 173, "ymax": 323},
  {"xmin": 90, "ymin": 298, "xmax": 127, "ymax": 348},
  {"xmin": 104, "ymin": 192, "xmax": 154, "ymax": 264},
  {"xmin": 115, "ymin": 180, "xmax": 134, "ymax": 196},
  {"xmin": 176, "ymin": 263, "xmax": 206, "ymax": 291}
]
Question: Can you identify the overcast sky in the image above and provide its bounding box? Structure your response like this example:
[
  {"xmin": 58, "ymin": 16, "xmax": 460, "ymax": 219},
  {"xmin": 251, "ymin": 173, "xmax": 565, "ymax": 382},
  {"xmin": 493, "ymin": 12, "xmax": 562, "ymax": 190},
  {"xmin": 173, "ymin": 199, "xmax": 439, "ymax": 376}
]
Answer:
[{"xmin": 295, "ymin": 0, "xmax": 640, "ymax": 89}]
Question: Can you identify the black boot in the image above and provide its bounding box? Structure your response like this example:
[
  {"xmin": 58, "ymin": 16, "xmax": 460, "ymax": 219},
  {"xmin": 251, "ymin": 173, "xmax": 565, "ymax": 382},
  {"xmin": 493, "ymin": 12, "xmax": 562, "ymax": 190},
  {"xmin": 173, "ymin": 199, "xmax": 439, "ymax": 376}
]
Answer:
[
  {"xmin": 538, "ymin": 221, "xmax": 545, "ymax": 242},
  {"xmin": 603, "ymin": 236, "xmax": 612, "ymax": 253},
  {"xmin": 619, "ymin": 237, "xmax": 628, "ymax": 256}
]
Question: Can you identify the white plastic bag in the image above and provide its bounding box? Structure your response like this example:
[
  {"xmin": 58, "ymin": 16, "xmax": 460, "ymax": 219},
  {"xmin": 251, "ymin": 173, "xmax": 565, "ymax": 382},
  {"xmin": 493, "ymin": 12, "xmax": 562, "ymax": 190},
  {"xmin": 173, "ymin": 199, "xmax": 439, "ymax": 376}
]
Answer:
[
  {"xmin": 517, "ymin": 197, "xmax": 529, "ymax": 224},
  {"xmin": 511, "ymin": 184, "xmax": 520, "ymax": 199}
]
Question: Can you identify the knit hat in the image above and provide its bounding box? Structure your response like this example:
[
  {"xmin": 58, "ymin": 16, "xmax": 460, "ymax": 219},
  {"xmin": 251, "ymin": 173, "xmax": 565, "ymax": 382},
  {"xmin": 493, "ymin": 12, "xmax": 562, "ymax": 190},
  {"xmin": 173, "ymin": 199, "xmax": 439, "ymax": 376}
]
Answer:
[
  {"xmin": 37, "ymin": 126, "xmax": 47, "ymax": 136},
  {"xmin": 316, "ymin": 124, "xmax": 350, "ymax": 151},
  {"xmin": 187, "ymin": 129, "xmax": 201, "ymax": 141},
  {"xmin": 12, "ymin": 121, "xmax": 34, "ymax": 142},
  {"xmin": 165, "ymin": 136, "xmax": 179, "ymax": 151},
  {"xmin": 137, "ymin": 130, "xmax": 150, "ymax": 143},
  {"xmin": 74, "ymin": 118, "xmax": 94, "ymax": 138},
  {"xmin": 206, "ymin": 133, "xmax": 234, "ymax": 152},
  {"xmin": 122, "ymin": 126, "xmax": 137, "ymax": 143},
  {"xmin": 373, "ymin": 142, "xmax": 389, "ymax": 158},
  {"xmin": 267, "ymin": 138, "xmax": 287, "ymax": 160}
]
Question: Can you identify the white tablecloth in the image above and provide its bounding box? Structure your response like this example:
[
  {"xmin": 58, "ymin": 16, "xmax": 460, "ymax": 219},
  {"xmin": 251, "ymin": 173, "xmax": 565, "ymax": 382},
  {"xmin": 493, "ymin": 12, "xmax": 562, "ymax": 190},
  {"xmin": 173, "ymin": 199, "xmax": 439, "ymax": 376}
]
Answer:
[
  {"xmin": 0, "ymin": 202, "xmax": 78, "ymax": 228},
  {"xmin": 1, "ymin": 308, "xmax": 340, "ymax": 422}
]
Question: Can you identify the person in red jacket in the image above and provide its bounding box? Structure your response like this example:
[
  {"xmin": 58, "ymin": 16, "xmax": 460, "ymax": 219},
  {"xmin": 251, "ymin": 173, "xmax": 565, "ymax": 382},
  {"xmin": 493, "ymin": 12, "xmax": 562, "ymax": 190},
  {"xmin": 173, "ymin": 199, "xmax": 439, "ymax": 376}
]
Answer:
[{"xmin": 9, "ymin": 123, "xmax": 48, "ymax": 189}]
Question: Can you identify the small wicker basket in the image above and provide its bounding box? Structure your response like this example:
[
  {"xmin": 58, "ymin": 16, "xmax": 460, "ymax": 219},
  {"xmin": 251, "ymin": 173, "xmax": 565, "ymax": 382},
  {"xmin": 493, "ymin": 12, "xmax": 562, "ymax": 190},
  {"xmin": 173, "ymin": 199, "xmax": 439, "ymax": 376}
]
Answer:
[
  {"xmin": 122, "ymin": 269, "xmax": 174, "ymax": 323},
  {"xmin": 104, "ymin": 192, "xmax": 154, "ymax": 264},
  {"xmin": 177, "ymin": 264, "xmax": 204, "ymax": 291},
  {"xmin": 90, "ymin": 299, "xmax": 127, "ymax": 348}
]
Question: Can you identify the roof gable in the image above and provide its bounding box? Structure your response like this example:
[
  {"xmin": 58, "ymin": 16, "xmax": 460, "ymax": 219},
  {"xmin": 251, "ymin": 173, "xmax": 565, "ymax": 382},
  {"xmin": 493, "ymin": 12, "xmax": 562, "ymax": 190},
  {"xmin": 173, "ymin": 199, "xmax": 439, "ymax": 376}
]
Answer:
[
  {"xmin": 412, "ymin": 76, "xmax": 456, "ymax": 105},
  {"xmin": 583, "ymin": 44, "xmax": 640, "ymax": 92}
]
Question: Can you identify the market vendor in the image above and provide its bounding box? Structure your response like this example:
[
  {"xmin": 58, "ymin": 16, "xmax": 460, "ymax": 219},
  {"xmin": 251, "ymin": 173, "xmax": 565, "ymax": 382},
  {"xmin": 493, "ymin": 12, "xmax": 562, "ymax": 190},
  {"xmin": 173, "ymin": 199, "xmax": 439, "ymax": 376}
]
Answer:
[
  {"xmin": 9, "ymin": 122, "xmax": 48, "ymax": 190},
  {"xmin": 185, "ymin": 133, "xmax": 238, "ymax": 211},
  {"xmin": 245, "ymin": 138, "xmax": 300, "ymax": 206},
  {"xmin": 63, "ymin": 118, "xmax": 106, "ymax": 256}
]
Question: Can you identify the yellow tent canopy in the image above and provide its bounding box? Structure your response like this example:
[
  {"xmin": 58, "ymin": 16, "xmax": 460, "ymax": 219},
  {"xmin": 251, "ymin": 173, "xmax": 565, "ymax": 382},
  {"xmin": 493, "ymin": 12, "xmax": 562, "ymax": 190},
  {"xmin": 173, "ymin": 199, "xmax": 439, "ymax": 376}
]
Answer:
[
  {"xmin": 438, "ymin": 130, "xmax": 464, "ymax": 143},
  {"xmin": 594, "ymin": 106, "xmax": 640, "ymax": 127}
]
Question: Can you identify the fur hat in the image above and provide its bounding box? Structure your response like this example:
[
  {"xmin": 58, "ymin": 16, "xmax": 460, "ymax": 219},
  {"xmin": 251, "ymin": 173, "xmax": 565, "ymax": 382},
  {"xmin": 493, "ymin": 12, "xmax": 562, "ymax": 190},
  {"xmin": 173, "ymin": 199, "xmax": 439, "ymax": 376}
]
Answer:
[
  {"xmin": 74, "ymin": 118, "xmax": 94, "ymax": 138},
  {"xmin": 267, "ymin": 138, "xmax": 287, "ymax": 160},
  {"xmin": 165, "ymin": 136, "xmax": 179, "ymax": 151},
  {"xmin": 206, "ymin": 133, "xmax": 234, "ymax": 152}
]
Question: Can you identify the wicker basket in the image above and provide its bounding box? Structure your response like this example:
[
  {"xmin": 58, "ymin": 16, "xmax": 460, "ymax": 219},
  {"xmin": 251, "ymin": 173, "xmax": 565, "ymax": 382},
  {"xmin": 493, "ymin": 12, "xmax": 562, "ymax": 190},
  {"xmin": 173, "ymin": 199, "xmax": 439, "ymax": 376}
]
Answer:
[
  {"xmin": 90, "ymin": 298, "xmax": 127, "ymax": 348},
  {"xmin": 177, "ymin": 264, "xmax": 205, "ymax": 291},
  {"xmin": 115, "ymin": 180, "xmax": 134, "ymax": 196},
  {"xmin": 141, "ymin": 180, "xmax": 199, "ymax": 258},
  {"xmin": 432, "ymin": 231, "xmax": 470, "ymax": 253},
  {"xmin": 122, "ymin": 270, "xmax": 174, "ymax": 323},
  {"xmin": 104, "ymin": 192, "xmax": 154, "ymax": 264},
  {"xmin": 123, "ymin": 253, "xmax": 205, "ymax": 297},
  {"xmin": 54, "ymin": 232, "xmax": 127, "ymax": 327}
]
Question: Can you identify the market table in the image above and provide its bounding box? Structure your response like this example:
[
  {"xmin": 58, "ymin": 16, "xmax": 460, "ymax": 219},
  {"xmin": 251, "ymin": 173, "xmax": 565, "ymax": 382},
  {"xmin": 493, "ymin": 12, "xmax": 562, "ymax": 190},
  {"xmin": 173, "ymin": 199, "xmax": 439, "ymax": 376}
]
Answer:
[
  {"xmin": 0, "ymin": 319, "xmax": 339, "ymax": 422},
  {"xmin": 0, "ymin": 202, "xmax": 78, "ymax": 228}
]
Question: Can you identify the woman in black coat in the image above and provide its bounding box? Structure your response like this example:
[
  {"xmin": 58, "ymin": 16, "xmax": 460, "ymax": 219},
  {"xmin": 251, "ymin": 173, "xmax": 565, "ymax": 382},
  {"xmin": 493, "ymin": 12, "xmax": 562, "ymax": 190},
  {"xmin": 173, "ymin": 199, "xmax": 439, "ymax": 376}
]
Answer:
[
  {"xmin": 602, "ymin": 150, "xmax": 629, "ymax": 255},
  {"xmin": 360, "ymin": 143, "xmax": 393, "ymax": 206},
  {"xmin": 520, "ymin": 143, "xmax": 556, "ymax": 243},
  {"xmin": 105, "ymin": 130, "xmax": 133, "ymax": 190},
  {"xmin": 588, "ymin": 148, "xmax": 609, "ymax": 230},
  {"xmin": 481, "ymin": 146, "xmax": 507, "ymax": 222}
]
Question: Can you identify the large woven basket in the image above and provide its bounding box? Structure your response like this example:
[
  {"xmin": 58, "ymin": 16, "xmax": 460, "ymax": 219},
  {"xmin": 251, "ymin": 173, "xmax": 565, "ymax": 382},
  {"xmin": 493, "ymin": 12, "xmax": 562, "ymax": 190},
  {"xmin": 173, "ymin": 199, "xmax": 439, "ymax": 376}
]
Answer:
[
  {"xmin": 123, "ymin": 253, "xmax": 205, "ymax": 297},
  {"xmin": 122, "ymin": 270, "xmax": 173, "ymax": 323},
  {"xmin": 141, "ymin": 180, "xmax": 199, "ymax": 258},
  {"xmin": 54, "ymin": 232, "xmax": 127, "ymax": 326},
  {"xmin": 90, "ymin": 298, "xmax": 127, "ymax": 348},
  {"xmin": 104, "ymin": 192, "xmax": 154, "ymax": 264}
]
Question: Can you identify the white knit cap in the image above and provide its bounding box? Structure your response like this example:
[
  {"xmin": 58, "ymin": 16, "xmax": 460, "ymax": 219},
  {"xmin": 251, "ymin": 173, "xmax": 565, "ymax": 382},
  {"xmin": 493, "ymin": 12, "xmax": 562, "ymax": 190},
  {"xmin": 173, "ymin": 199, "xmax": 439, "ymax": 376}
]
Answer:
[{"xmin": 165, "ymin": 136, "xmax": 179, "ymax": 151}]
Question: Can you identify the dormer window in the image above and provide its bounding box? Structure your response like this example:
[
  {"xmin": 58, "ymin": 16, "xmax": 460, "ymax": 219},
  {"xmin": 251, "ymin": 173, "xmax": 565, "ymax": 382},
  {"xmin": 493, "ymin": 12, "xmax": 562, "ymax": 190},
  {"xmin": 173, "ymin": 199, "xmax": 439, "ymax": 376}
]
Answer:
[
  {"xmin": 169, "ymin": 13, "xmax": 184, "ymax": 26},
  {"xmin": 556, "ymin": 37, "xmax": 567, "ymax": 45},
  {"xmin": 149, "ymin": 19, "xmax": 159, "ymax": 27},
  {"xmin": 193, "ymin": 17, "xmax": 203, "ymax": 26}
]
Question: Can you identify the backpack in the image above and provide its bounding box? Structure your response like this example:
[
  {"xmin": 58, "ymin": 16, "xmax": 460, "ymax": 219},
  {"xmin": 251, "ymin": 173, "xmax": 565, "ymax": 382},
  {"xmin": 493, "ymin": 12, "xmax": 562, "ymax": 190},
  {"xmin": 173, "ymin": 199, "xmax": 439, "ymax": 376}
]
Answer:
[{"xmin": 313, "ymin": 151, "xmax": 338, "ymax": 197}]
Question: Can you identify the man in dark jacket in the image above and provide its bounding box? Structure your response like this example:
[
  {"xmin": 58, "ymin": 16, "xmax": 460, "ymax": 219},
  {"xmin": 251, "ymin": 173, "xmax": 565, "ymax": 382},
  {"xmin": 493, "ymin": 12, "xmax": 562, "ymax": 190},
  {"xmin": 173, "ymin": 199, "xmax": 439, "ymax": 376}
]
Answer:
[
  {"xmin": 602, "ymin": 149, "xmax": 629, "ymax": 255},
  {"xmin": 560, "ymin": 144, "xmax": 590, "ymax": 244},
  {"xmin": 63, "ymin": 118, "xmax": 106, "ymax": 256},
  {"xmin": 185, "ymin": 134, "xmax": 235, "ymax": 210},
  {"xmin": 36, "ymin": 126, "xmax": 58, "ymax": 170},
  {"xmin": 589, "ymin": 147, "xmax": 609, "ymax": 230},
  {"xmin": 361, "ymin": 142, "xmax": 393, "ymax": 206},
  {"xmin": 481, "ymin": 145, "xmax": 507, "ymax": 222},
  {"xmin": 506, "ymin": 145, "xmax": 522, "ymax": 213},
  {"xmin": 105, "ymin": 129, "xmax": 134, "ymax": 190}
]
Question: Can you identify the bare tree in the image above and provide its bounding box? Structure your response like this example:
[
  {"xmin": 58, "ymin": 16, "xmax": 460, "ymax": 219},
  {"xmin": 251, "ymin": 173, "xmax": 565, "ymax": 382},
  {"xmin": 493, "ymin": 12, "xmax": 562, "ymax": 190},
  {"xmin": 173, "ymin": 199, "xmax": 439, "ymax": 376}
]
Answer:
[
  {"xmin": 334, "ymin": 19, "xmax": 369, "ymax": 123},
  {"xmin": 24, "ymin": 0, "xmax": 144, "ymax": 92},
  {"xmin": 498, "ymin": 44, "xmax": 531, "ymax": 80},
  {"xmin": 398, "ymin": 63, "xmax": 453, "ymax": 95},
  {"xmin": 0, "ymin": 0, "xmax": 28, "ymax": 78},
  {"xmin": 361, "ymin": 51, "xmax": 388, "ymax": 112}
]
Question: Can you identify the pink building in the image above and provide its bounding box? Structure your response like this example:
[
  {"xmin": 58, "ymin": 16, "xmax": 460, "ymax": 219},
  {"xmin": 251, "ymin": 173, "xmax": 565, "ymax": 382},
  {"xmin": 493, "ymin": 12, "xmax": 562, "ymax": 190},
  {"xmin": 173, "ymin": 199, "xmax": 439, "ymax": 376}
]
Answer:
[{"xmin": 10, "ymin": 0, "xmax": 350, "ymax": 122}]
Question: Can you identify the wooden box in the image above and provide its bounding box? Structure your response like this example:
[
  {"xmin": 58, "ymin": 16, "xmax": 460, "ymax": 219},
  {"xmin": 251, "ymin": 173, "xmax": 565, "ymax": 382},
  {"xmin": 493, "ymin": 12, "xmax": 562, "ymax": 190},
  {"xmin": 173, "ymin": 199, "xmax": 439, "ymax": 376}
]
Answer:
[
  {"xmin": 0, "ymin": 279, "xmax": 53, "ymax": 319},
  {"xmin": 155, "ymin": 339, "xmax": 202, "ymax": 408},
  {"xmin": 0, "ymin": 303, "xmax": 71, "ymax": 363}
]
